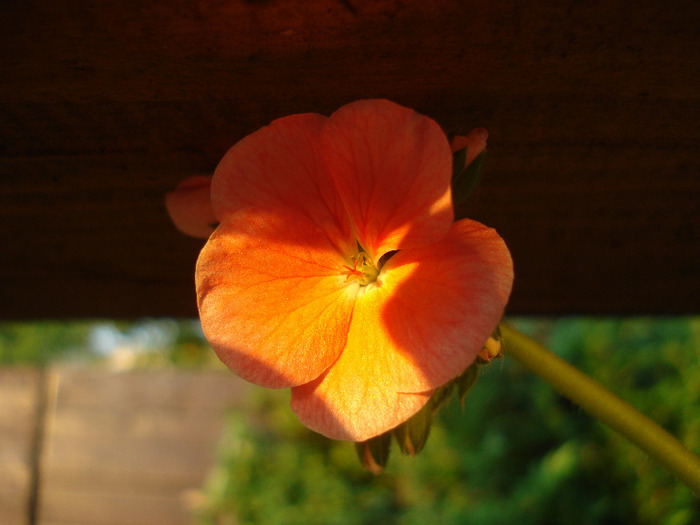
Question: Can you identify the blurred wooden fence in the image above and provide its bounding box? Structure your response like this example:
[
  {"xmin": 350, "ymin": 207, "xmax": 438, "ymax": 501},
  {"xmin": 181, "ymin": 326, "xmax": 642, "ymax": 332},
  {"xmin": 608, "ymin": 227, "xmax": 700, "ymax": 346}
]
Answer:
[{"xmin": 0, "ymin": 367, "xmax": 250, "ymax": 525}]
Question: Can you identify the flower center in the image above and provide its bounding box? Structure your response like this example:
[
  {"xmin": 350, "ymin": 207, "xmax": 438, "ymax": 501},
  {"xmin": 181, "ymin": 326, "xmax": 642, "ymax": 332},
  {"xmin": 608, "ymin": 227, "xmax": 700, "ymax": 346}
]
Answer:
[{"xmin": 341, "ymin": 252, "xmax": 379, "ymax": 286}]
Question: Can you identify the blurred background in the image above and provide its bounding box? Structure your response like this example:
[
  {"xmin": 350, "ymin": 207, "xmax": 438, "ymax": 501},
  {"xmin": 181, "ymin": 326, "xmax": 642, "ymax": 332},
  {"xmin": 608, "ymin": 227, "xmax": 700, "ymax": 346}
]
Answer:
[{"xmin": 2, "ymin": 317, "xmax": 698, "ymax": 524}]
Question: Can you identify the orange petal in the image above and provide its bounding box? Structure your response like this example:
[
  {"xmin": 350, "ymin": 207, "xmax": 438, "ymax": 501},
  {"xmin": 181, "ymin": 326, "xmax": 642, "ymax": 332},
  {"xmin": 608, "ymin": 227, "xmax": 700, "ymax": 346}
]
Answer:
[
  {"xmin": 165, "ymin": 176, "xmax": 217, "ymax": 238},
  {"xmin": 211, "ymin": 113, "xmax": 354, "ymax": 255},
  {"xmin": 291, "ymin": 363, "xmax": 431, "ymax": 442},
  {"xmin": 321, "ymin": 99, "xmax": 454, "ymax": 260},
  {"xmin": 450, "ymin": 128, "xmax": 488, "ymax": 166},
  {"xmin": 290, "ymin": 218, "xmax": 513, "ymax": 440},
  {"xmin": 196, "ymin": 207, "xmax": 355, "ymax": 389},
  {"xmin": 378, "ymin": 218, "xmax": 513, "ymax": 392}
]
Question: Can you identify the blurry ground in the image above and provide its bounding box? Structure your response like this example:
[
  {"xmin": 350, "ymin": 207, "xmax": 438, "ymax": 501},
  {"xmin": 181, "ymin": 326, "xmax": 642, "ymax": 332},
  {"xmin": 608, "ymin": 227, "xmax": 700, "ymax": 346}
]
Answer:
[{"xmin": 0, "ymin": 366, "xmax": 251, "ymax": 525}]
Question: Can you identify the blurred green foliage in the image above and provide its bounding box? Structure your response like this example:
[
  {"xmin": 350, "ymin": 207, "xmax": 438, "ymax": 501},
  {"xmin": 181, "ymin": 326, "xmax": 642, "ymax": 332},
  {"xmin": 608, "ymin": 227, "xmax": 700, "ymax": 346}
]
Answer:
[
  {"xmin": 198, "ymin": 317, "xmax": 700, "ymax": 525},
  {"xmin": 0, "ymin": 319, "xmax": 215, "ymax": 368},
  {"xmin": 0, "ymin": 321, "xmax": 93, "ymax": 364}
]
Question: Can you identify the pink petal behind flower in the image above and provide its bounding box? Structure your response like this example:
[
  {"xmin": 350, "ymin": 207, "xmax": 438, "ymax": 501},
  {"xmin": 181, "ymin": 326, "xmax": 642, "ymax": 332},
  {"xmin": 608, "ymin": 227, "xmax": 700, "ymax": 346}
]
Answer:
[
  {"xmin": 321, "ymin": 99, "xmax": 454, "ymax": 260},
  {"xmin": 196, "ymin": 207, "xmax": 354, "ymax": 389},
  {"xmin": 165, "ymin": 176, "xmax": 217, "ymax": 238},
  {"xmin": 211, "ymin": 113, "xmax": 354, "ymax": 256}
]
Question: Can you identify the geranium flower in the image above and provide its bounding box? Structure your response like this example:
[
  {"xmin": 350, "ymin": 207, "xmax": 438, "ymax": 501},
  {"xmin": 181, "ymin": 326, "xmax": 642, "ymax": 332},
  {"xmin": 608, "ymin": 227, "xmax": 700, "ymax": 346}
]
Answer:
[{"xmin": 169, "ymin": 99, "xmax": 513, "ymax": 442}]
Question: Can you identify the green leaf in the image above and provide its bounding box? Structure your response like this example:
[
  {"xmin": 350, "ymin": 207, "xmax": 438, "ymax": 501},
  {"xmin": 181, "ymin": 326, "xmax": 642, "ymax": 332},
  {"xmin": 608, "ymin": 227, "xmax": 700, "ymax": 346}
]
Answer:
[
  {"xmin": 451, "ymin": 150, "xmax": 486, "ymax": 205},
  {"xmin": 428, "ymin": 381, "xmax": 454, "ymax": 413},
  {"xmin": 456, "ymin": 363, "xmax": 480, "ymax": 405},
  {"xmin": 451, "ymin": 146, "xmax": 467, "ymax": 179},
  {"xmin": 394, "ymin": 401, "xmax": 433, "ymax": 456}
]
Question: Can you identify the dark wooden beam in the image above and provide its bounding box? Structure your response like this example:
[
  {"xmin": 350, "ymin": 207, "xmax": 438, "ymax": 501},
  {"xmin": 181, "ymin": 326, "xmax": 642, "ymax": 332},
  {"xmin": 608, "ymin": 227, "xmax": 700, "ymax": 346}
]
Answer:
[{"xmin": 1, "ymin": 0, "xmax": 698, "ymax": 318}]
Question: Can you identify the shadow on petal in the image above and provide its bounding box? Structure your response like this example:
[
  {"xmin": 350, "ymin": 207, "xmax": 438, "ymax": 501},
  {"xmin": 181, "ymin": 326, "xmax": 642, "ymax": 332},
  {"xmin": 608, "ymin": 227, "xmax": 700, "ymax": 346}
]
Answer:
[{"xmin": 378, "ymin": 218, "xmax": 514, "ymax": 393}]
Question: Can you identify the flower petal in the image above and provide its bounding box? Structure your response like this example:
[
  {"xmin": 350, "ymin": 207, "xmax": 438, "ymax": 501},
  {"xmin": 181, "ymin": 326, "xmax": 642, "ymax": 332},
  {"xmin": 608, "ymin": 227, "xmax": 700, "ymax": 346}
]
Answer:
[
  {"xmin": 290, "ymin": 218, "xmax": 512, "ymax": 441},
  {"xmin": 211, "ymin": 113, "xmax": 354, "ymax": 255},
  {"xmin": 196, "ymin": 207, "xmax": 355, "ymax": 389},
  {"xmin": 377, "ymin": 218, "xmax": 513, "ymax": 392},
  {"xmin": 321, "ymin": 99, "xmax": 454, "ymax": 260},
  {"xmin": 291, "ymin": 353, "xmax": 432, "ymax": 441},
  {"xmin": 165, "ymin": 176, "xmax": 217, "ymax": 238}
]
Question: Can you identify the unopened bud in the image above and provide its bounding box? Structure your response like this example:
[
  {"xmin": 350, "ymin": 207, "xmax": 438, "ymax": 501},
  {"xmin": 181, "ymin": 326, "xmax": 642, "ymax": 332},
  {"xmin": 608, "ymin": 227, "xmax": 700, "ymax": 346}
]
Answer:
[
  {"xmin": 478, "ymin": 336, "xmax": 502, "ymax": 364},
  {"xmin": 450, "ymin": 129, "xmax": 488, "ymax": 205}
]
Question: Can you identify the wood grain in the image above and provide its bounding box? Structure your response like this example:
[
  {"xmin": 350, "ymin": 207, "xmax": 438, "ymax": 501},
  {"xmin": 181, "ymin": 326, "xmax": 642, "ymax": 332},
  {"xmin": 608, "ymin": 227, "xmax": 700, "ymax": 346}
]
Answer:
[
  {"xmin": 39, "ymin": 367, "xmax": 251, "ymax": 525},
  {"xmin": 1, "ymin": 0, "xmax": 698, "ymax": 316},
  {"xmin": 0, "ymin": 369, "xmax": 40, "ymax": 525}
]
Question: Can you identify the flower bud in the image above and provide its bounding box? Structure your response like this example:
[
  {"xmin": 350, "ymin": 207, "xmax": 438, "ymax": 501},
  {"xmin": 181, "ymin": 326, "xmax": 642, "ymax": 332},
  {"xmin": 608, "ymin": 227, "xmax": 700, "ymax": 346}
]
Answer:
[
  {"xmin": 478, "ymin": 327, "xmax": 503, "ymax": 364},
  {"xmin": 450, "ymin": 128, "xmax": 488, "ymax": 205}
]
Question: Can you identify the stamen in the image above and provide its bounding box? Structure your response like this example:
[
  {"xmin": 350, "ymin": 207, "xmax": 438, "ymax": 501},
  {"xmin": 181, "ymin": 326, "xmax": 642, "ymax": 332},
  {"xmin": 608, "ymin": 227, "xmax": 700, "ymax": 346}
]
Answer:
[{"xmin": 341, "ymin": 252, "xmax": 379, "ymax": 285}]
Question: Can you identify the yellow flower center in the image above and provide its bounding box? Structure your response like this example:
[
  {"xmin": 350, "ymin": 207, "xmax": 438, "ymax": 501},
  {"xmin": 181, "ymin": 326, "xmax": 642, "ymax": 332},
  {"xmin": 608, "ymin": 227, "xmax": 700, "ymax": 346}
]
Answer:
[{"xmin": 341, "ymin": 252, "xmax": 379, "ymax": 286}]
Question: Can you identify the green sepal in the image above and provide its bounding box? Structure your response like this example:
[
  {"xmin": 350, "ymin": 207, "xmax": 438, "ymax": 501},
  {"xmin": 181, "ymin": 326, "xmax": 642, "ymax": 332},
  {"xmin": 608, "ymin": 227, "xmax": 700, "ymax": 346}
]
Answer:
[
  {"xmin": 355, "ymin": 431, "xmax": 392, "ymax": 474},
  {"xmin": 394, "ymin": 401, "xmax": 433, "ymax": 456},
  {"xmin": 428, "ymin": 381, "xmax": 454, "ymax": 413},
  {"xmin": 451, "ymin": 146, "xmax": 467, "ymax": 179},
  {"xmin": 451, "ymin": 150, "xmax": 486, "ymax": 205},
  {"xmin": 456, "ymin": 362, "xmax": 480, "ymax": 406}
]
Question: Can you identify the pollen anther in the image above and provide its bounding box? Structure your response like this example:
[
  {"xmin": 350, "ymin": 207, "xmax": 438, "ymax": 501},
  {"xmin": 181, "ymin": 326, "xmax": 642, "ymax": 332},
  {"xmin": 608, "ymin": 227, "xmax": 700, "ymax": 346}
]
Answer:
[{"xmin": 341, "ymin": 252, "xmax": 379, "ymax": 285}]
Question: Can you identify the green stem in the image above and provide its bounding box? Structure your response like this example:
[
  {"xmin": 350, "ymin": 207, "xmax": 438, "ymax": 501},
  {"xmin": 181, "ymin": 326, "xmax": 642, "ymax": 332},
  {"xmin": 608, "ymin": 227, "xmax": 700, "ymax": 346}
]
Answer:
[{"xmin": 500, "ymin": 323, "xmax": 700, "ymax": 495}]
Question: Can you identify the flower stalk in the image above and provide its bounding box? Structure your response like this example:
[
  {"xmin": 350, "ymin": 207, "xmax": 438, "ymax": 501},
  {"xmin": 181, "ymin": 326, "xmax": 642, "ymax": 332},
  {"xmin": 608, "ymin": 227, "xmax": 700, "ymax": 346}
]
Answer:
[{"xmin": 500, "ymin": 323, "xmax": 700, "ymax": 495}]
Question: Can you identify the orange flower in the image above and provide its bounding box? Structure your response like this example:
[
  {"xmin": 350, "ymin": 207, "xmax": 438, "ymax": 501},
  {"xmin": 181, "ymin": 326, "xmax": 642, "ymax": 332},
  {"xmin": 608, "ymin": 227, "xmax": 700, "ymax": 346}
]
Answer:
[{"xmin": 176, "ymin": 100, "xmax": 513, "ymax": 441}]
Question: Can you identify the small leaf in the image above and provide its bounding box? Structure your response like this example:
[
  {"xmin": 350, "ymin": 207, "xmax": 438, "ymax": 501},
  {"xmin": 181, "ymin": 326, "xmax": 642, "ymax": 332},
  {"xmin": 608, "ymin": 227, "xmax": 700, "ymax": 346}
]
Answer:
[
  {"xmin": 394, "ymin": 401, "xmax": 433, "ymax": 456},
  {"xmin": 451, "ymin": 151, "xmax": 486, "ymax": 204},
  {"xmin": 451, "ymin": 147, "xmax": 467, "ymax": 179},
  {"xmin": 355, "ymin": 432, "xmax": 392, "ymax": 474},
  {"xmin": 456, "ymin": 363, "xmax": 480, "ymax": 405},
  {"xmin": 493, "ymin": 324, "xmax": 502, "ymax": 340},
  {"xmin": 428, "ymin": 381, "xmax": 454, "ymax": 413}
]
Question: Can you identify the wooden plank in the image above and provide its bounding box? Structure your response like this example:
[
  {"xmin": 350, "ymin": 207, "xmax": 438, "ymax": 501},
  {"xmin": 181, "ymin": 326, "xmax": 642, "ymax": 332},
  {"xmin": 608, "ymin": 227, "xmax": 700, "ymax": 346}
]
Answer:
[
  {"xmin": 38, "ymin": 367, "xmax": 251, "ymax": 525},
  {"xmin": 0, "ymin": 0, "xmax": 698, "ymax": 316},
  {"xmin": 0, "ymin": 368, "xmax": 41, "ymax": 525},
  {"xmin": 39, "ymin": 492, "xmax": 197, "ymax": 525}
]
